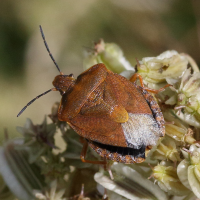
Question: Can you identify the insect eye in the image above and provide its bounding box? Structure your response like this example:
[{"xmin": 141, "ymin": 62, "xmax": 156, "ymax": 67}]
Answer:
[{"xmin": 68, "ymin": 74, "xmax": 74, "ymax": 78}]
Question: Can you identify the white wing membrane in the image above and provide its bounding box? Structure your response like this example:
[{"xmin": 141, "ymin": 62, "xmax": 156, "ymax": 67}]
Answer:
[{"xmin": 121, "ymin": 113, "xmax": 162, "ymax": 149}]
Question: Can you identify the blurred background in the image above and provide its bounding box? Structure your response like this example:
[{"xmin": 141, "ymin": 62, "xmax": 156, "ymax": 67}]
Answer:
[{"xmin": 0, "ymin": 0, "xmax": 200, "ymax": 142}]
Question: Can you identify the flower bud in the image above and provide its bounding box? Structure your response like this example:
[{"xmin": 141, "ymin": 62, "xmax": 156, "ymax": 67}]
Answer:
[
  {"xmin": 83, "ymin": 39, "xmax": 134, "ymax": 74},
  {"xmin": 173, "ymin": 69, "xmax": 200, "ymax": 127},
  {"xmin": 152, "ymin": 161, "xmax": 190, "ymax": 196},
  {"xmin": 177, "ymin": 145, "xmax": 200, "ymax": 198},
  {"xmin": 163, "ymin": 112, "xmax": 196, "ymax": 144},
  {"xmin": 151, "ymin": 136, "xmax": 181, "ymax": 163},
  {"xmin": 137, "ymin": 50, "xmax": 188, "ymax": 84}
]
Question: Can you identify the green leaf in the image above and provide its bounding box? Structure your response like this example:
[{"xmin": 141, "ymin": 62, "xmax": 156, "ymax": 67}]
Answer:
[
  {"xmin": 94, "ymin": 163, "xmax": 168, "ymax": 200},
  {"xmin": 0, "ymin": 139, "xmax": 45, "ymax": 200}
]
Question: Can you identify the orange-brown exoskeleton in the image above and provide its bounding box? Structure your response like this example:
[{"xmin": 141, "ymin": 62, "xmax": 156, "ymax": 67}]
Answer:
[{"xmin": 18, "ymin": 26, "xmax": 167, "ymax": 164}]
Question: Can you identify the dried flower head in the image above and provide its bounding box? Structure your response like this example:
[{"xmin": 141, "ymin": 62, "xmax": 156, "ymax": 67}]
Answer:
[{"xmin": 16, "ymin": 118, "xmax": 57, "ymax": 163}]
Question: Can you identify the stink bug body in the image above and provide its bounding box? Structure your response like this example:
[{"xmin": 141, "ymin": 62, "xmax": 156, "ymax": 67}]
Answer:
[{"xmin": 18, "ymin": 26, "xmax": 167, "ymax": 164}]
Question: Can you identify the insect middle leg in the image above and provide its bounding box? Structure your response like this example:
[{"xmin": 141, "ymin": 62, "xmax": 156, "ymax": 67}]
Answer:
[{"xmin": 80, "ymin": 139, "xmax": 107, "ymax": 165}]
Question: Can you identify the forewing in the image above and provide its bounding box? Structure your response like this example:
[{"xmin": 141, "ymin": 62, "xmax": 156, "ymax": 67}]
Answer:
[
  {"xmin": 69, "ymin": 114, "xmax": 127, "ymax": 147},
  {"xmin": 69, "ymin": 71, "xmax": 153, "ymax": 147},
  {"xmin": 60, "ymin": 68, "xmax": 154, "ymax": 147},
  {"xmin": 58, "ymin": 64, "xmax": 108, "ymax": 121},
  {"xmin": 103, "ymin": 72, "xmax": 152, "ymax": 114}
]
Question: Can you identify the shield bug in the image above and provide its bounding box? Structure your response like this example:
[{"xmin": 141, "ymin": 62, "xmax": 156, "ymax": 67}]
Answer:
[{"xmin": 18, "ymin": 26, "xmax": 169, "ymax": 164}]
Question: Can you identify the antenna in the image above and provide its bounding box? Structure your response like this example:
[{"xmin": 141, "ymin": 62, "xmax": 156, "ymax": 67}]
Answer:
[
  {"xmin": 17, "ymin": 88, "xmax": 56, "ymax": 117},
  {"xmin": 17, "ymin": 26, "xmax": 62, "ymax": 117},
  {"xmin": 39, "ymin": 25, "xmax": 63, "ymax": 75}
]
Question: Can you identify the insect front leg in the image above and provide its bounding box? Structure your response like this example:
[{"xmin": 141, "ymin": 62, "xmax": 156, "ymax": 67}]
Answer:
[{"xmin": 130, "ymin": 73, "xmax": 172, "ymax": 94}]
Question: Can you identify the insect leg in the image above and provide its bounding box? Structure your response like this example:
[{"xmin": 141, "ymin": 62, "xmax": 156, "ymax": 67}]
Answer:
[
  {"xmin": 130, "ymin": 73, "xmax": 145, "ymax": 87},
  {"xmin": 145, "ymin": 84, "xmax": 172, "ymax": 94},
  {"xmin": 80, "ymin": 139, "xmax": 107, "ymax": 165},
  {"xmin": 130, "ymin": 73, "xmax": 172, "ymax": 94}
]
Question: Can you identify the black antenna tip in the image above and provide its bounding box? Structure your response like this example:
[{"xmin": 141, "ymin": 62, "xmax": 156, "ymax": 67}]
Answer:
[
  {"xmin": 39, "ymin": 25, "xmax": 43, "ymax": 32},
  {"xmin": 17, "ymin": 89, "xmax": 53, "ymax": 117},
  {"xmin": 39, "ymin": 25, "xmax": 62, "ymax": 74}
]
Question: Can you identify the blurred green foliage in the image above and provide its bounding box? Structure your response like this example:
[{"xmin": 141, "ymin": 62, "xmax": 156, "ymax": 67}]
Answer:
[{"xmin": 0, "ymin": 20, "xmax": 28, "ymax": 79}]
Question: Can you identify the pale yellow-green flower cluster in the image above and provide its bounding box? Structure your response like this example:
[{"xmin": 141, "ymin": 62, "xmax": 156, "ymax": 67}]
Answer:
[
  {"xmin": 137, "ymin": 50, "xmax": 188, "ymax": 85},
  {"xmin": 83, "ymin": 42, "xmax": 200, "ymax": 199},
  {"xmin": 152, "ymin": 161, "xmax": 190, "ymax": 196},
  {"xmin": 151, "ymin": 136, "xmax": 181, "ymax": 163},
  {"xmin": 1, "ymin": 39, "xmax": 200, "ymax": 200},
  {"xmin": 164, "ymin": 112, "xmax": 196, "ymax": 144},
  {"xmin": 137, "ymin": 51, "xmax": 200, "ymax": 198},
  {"xmin": 170, "ymin": 69, "xmax": 200, "ymax": 127},
  {"xmin": 177, "ymin": 145, "xmax": 200, "ymax": 198}
]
